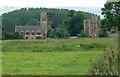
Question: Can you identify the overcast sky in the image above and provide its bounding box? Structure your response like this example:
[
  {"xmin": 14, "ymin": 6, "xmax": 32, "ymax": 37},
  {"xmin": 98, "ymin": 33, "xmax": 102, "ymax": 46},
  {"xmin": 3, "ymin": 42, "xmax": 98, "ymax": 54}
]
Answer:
[
  {"xmin": 0, "ymin": 0, "xmax": 108, "ymax": 16},
  {"xmin": 0, "ymin": 0, "xmax": 107, "ymax": 8}
]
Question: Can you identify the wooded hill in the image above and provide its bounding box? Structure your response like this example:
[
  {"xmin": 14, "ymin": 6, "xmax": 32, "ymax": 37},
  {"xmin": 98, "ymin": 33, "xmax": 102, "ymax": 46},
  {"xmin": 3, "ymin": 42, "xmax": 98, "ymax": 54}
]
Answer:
[{"xmin": 2, "ymin": 8, "xmax": 94, "ymax": 32}]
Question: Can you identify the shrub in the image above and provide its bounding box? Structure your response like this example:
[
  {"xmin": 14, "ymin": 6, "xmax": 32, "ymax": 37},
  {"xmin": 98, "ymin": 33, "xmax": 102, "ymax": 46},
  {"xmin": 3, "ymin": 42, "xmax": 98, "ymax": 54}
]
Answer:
[
  {"xmin": 77, "ymin": 30, "xmax": 89, "ymax": 38},
  {"xmin": 32, "ymin": 49, "xmax": 42, "ymax": 52},
  {"xmin": 2, "ymin": 32, "xmax": 23, "ymax": 40},
  {"xmin": 87, "ymin": 43, "xmax": 118, "ymax": 75},
  {"xmin": 48, "ymin": 28, "xmax": 69, "ymax": 38},
  {"xmin": 98, "ymin": 29, "xmax": 109, "ymax": 38},
  {"xmin": 80, "ymin": 42, "xmax": 107, "ymax": 50}
]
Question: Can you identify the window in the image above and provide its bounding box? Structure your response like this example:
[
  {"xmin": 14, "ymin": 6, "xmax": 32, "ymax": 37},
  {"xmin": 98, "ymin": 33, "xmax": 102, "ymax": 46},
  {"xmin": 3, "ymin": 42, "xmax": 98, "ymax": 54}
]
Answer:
[
  {"xmin": 26, "ymin": 31, "xmax": 29, "ymax": 35},
  {"xmin": 31, "ymin": 31, "xmax": 35, "ymax": 35},
  {"xmin": 32, "ymin": 32, "xmax": 35, "ymax": 35},
  {"xmin": 37, "ymin": 30, "xmax": 41, "ymax": 35},
  {"xmin": 20, "ymin": 31, "xmax": 24, "ymax": 34},
  {"xmin": 37, "ymin": 32, "xmax": 41, "ymax": 35},
  {"xmin": 26, "ymin": 36, "xmax": 28, "ymax": 39}
]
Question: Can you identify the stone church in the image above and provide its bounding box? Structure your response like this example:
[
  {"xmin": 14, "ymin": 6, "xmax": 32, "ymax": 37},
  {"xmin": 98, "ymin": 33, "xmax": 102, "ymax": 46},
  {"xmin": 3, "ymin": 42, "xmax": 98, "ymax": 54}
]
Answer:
[
  {"xmin": 15, "ymin": 11, "xmax": 47, "ymax": 39},
  {"xmin": 84, "ymin": 15, "xmax": 100, "ymax": 37}
]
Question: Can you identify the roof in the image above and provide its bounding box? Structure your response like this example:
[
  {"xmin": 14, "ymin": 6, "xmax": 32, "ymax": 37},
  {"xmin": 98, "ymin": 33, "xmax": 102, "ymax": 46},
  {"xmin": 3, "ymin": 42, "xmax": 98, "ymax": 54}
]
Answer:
[{"xmin": 15, "ymin": 26, "xmax": 45, "ymax": 34}]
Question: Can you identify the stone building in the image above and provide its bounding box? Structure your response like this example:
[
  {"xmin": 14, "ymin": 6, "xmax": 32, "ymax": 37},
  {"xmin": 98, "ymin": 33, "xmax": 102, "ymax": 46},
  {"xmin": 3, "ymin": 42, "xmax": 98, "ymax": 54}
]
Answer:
[
  {"xmin": 15, "ymin": 11, "xmax": 47, "ymax": 39},
  {"xmin": 84, "ymin": 15, "xmax": 100, "ymax": 37}
]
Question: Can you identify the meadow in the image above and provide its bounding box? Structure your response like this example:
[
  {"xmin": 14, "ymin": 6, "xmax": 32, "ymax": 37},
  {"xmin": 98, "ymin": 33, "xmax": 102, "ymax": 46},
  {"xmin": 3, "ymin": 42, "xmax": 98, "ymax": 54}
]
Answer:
[
  {"xmin": 2, "ymin": 38, "xmax": 117, "ymax": 75},
  {"xmin": 0, "ymin": 40, "xmax": 2, "ymax": 76}
]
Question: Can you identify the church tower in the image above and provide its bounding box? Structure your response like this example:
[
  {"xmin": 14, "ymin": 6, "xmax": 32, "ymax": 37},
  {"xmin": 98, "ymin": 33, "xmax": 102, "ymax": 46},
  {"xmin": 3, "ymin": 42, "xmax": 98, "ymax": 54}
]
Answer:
[{"xmin": 40, "ymin": 10, "xmax": 47, "ymax": 38}]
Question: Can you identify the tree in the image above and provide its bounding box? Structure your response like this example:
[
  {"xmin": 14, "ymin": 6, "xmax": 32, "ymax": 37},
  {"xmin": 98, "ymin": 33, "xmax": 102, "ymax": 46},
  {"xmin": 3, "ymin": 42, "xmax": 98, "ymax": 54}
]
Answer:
[
  {"xmin": 27, "ymin": 19, "xmax": 39, "ymax": 25},
  {"xmin": 48, "ymin": 27, "xmax": 69, "ymax": 38},
  {"xmin": 97, "ymin": 19, "xmax": 110, "ymax": 37},
  {"xmin": 98, "ymin": 28, "xmax": 109, "ymax": 37},
  {"xmin": 2, "ymin": 31, "xmax": 23, "ymax": 40},
  {"xmin": 64, "ymin": 10, "xmax": 85, "ymax": 36},
  {"xmin": 47, "ymin": 13, "xmax": 56, "ymax": 29},
  {"xmin": 101, "ymin": 1, "xmax": 120, "ymax": 31},
  {"xmin": 2, "ymin": 8, "xmax": 93, "ymax": 33},
  {"xmin": 77, "ymin": 30, "xmax": 89, "ymax": 38}
]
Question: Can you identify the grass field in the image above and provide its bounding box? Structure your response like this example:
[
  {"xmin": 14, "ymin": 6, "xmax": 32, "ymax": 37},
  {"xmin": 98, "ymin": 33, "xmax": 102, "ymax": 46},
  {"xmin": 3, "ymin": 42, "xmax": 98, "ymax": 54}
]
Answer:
[
  {"xmin": 0, "ymin": 40, "xmax": 2, "ymax": 76},
  {"xmin": 2, "ymin": 38, "xmax": 117, "ymax": 75}
]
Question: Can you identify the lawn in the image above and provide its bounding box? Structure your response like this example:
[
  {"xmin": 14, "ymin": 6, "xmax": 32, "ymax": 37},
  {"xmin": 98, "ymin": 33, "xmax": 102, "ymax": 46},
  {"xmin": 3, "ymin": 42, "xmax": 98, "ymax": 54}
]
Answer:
[{"xmin": 2, "ymin": 38, "xmax": 117, "ymax": 75}]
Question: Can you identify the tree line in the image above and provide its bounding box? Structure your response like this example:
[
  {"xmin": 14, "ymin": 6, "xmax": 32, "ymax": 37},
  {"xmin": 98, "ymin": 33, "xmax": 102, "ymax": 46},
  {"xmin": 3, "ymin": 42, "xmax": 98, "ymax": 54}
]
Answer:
[
  {"xmin": 2, "ymin": 1, "xmax": 119, "ymax": 40},
  {"xmin": 2, "ymin": 8, "xmax": 94, "ymax": 39}
]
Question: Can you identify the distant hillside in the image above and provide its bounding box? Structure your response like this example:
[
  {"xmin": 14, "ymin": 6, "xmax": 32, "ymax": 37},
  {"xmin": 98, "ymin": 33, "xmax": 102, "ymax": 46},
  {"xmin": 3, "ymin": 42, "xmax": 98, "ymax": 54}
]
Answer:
[
  {"xmin": 2, "ymin": 8, "xmax": 94, "ymax": 32},
  {"xmin": 0, "ymin": 16, "xmax": 2, "ymax": 39},
  {"xmin": 58, "ymin": 6, "xmax": 102, "ymax": 15},
  {"xmin": 0, "ymin": 6, "xmax": 20, "ymax": 15}
]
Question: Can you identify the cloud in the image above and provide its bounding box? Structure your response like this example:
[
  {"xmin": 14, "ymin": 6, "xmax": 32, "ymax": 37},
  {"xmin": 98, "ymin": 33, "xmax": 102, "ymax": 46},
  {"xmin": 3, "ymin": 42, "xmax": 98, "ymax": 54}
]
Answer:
[{"xmin": 0, "ymin": 0, "xmax": 107, "ymax": 8}]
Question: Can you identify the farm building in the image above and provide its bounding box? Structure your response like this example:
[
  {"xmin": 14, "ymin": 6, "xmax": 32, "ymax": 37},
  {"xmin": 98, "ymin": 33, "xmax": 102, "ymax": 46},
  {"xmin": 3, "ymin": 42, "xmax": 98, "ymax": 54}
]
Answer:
[
  {"xmin": 15, "ymin": 11, "xmax": 47, "ymax": 39},
  {"xmin": 84, "ymin": 15, "xmax": 100, "ymax": 37}
]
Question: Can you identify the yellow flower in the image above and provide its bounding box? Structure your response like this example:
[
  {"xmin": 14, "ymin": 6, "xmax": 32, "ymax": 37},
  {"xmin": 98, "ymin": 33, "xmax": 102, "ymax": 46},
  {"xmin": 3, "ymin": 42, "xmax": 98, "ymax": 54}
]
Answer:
[{"xmin": 76, "ymin": 44, "xmax": 80, "ymax": 47}]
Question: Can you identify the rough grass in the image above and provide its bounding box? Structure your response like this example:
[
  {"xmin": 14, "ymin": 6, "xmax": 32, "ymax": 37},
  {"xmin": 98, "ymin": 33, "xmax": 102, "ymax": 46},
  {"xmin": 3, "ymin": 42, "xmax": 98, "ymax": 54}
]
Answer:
[
  {"xmin": 3, "ymin": 51, "xmax": 102, "ymax": 75},
  {"xmin": 87, "ymin": 43, "xmax": 118, "ymax": 75},
  {"xmin": 2, "ymin": 38, "xmax": 117, "ymax": 75},
  {"xmin": 0, "ymin": 53, "xmax": 1, "ymax": 76},
  {"xmin": 2, "ymin": 38, "xmax": 116, "ymax": 52}
]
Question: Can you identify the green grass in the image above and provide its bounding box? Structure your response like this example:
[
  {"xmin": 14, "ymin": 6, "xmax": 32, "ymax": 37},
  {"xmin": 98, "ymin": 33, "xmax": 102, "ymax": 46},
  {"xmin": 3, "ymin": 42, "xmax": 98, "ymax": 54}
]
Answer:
[
  {"xmin": 0, "ymin": 40, "xmax": 2, "ymax": 76},
  {"xmin": 2, "ymin": 38, "xmax": 116, "ymax": 52},
  {"xmin": 2, "ymin": 38, "xmax": 117, "ymax": 75},
  {"xmin": 3, "ymin": 51, "xmax": 102, "ymax": 75}
]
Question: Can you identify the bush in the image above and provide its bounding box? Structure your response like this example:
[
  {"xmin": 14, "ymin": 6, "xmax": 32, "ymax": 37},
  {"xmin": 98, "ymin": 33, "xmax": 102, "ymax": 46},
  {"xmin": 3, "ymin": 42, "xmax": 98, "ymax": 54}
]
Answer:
[
  {"xmin": 87, "ymin": 43, "xmax": 118, "ymax": 75},
  {"xmin": 48, "ymin": 28, "xmax": 69, "ymax": 38},
  {"xmin": 80, "ymin": 42, "xmax": 107, "ymax": 50},
  {"xmin": 2, "ymin": 32, "xmax": 23, "ymax": 40},
  {"xmin": 77, "ymin": 30, "xmax": 89, "ymax": 38},
  {"xmin": 98, "ymin": 29, "xmax": 109, "ymax": 38},
  {"xmin": 32, "ymin": 49, "xmax": 42, "ymax": 52}
]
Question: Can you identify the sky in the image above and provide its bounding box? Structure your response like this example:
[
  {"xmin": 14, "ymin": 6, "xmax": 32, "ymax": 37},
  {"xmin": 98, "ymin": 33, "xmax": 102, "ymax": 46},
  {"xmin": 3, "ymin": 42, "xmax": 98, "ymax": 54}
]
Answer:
[
  {"xmin": 0, "ymin": 0, "xmax": 107, "ymax": 8},
  {"xmin": 0, "ymin": 0, "xmax": 108, "ymax": 17}
]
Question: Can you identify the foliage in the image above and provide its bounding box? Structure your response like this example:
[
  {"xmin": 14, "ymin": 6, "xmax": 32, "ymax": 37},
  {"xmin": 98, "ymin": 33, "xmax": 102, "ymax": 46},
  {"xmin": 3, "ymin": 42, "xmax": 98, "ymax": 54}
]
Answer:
[
  {"xmin": 64, "ymin": 10, "xmax": 85, "ymax": 36},
  {"xmin": 0, "ymin": 16, "xmax": 2, "ymax": 40},
  {"xmin": 2, "ymin": 8, "xmax": 95, "ymax": 39},
  {"xmin": 2, "ymin": 31, "xmax": 23, "ymax": 40},
  {"xmin": 87, "ymin": 43, "xmax": 118, "ymax": 75},
  {"xmin": 2, "ymin": 8, "xmax": 93, "ymax": 33},
  {"xmin": 80, "ymin": 42, "xmax": 108, "ymax": 50},
  {"xmin": 98, "ymin": 28, "xmax": 109, "ymax": 37},
  {"xmin": 77, "ymin": 30, "xmax": 89, "ymax": 38},
  {"xmin": 48, "ymin": 27, "xmax": 69, "ymax": 38},
  {"xmin": 27, "ymin": 19, "xmax": 39, "ymax": 25},
  {"xmin": 2, "ymin": 8, "xmax": 68, "ymax": 32},
  {"xmin": 101, "ymin": 1, "xmax": 120, "ymax": 31}
]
